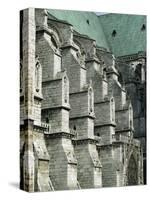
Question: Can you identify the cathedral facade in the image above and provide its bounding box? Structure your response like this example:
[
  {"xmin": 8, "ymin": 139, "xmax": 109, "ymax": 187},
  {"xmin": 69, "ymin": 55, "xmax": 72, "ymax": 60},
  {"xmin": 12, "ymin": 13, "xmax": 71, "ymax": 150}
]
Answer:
[{"xmin": 20, "ymin": 8, "xmax": 146, "ymax": 192}]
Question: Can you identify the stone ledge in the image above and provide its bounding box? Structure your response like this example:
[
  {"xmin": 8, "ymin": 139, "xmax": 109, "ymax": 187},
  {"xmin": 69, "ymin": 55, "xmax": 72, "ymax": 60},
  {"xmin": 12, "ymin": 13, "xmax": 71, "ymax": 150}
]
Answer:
[
  {"xmin": 70, "ymin": 114, "xmax": 95, "ymax": 120},
  {"xmin": 42, "ymin": 105, "xmax": 71, "ymax": 111},
  {"xmin": 34, "ymin": 95, "xmax": 43, "ymax": 101},
  {"xmin": 72, "ymin": 138, "xmax": 97, "ymax": 145},
  {"xmin": 94, "ymin": 123, "xmax": 116, "ymax": 128},
  {"xmin": 44, "ymin": 132, "xmax": 74, "ymax": 139}
]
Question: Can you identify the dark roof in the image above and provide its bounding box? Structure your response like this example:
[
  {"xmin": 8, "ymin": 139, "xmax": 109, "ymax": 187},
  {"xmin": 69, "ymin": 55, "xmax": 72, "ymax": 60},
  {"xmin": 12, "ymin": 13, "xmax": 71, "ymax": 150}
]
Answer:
[
  {"xmin": 99, "ymin": 13, "xmax": 146, "ymax": 56},
  {"xmin": 47, "ymin": 9, "xmax": 110, "ymax": 51},
  {"xmin": 47, "ymin": 9, "xmax": 146, "ymax": 57}
]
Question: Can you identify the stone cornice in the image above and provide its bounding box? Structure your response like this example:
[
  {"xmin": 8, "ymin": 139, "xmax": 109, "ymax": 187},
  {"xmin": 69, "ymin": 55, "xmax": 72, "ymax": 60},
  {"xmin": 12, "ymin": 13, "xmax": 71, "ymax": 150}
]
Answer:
[
  {"xmin": 34, "ymin": 95, "xmax": 43, "ymax": 101},
  {"xmin": 69, "ymin": 90, "xmax": 88, "ymax": 95},
  {"xmin": 48, "ymin": 17, "xmax": 72, "ymax": 26},
  {"xmin": 73, "ymin": 32, "xmax": 95, "ymax": 42},
  {"xmin": 44, "ymin": 132, "xmax": 74, "ymax": 139},
  {"xmin": 42, "ymin": 105, "xmax": 71, "ymax": 111},
  {"xmin": 94, "ymin": 123, "xmax": 116, "ymax": 128},
  {"xmin": 94, "ymin": 99, "xmax": 110, "ymax": 105},
  {"xmin": 42, "ymin": 78, "xmax": 62, "ymax": 86},
  {"xmin": 117, "ymin": 51, "xmax": 146, "ymax": 62},
  {"xmin": 70, "ymin": 114, "xmax": 95, "ymax": 120},
  {"xmin": 85, "ymin": 57, "xmax": 100, "ymax": 64},
  {"xmin": 115, "ymin": 129, "xmax": 133, "ymax": 133},
  {"xmin": 60, "ymin": 44, "xmax": 78, "ymax": 51},
  {"xmin": 72, "ymin": 138, "xmax": 97, "ymax": 145}
]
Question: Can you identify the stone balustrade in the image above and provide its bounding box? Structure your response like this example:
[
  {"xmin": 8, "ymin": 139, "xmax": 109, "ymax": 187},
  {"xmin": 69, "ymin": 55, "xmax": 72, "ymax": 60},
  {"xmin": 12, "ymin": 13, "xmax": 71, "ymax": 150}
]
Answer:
[
  {"xmin": 112, "ymin": 134, "xmax": 140, "ymax": 146},
  {"xmin": 41, "ymin": 122, "xmax": 50, "ymax": 133}
]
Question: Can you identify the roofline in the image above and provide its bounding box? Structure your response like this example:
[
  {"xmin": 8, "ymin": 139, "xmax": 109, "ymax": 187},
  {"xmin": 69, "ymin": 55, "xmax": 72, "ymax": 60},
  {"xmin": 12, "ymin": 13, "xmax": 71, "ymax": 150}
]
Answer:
[
  {"xmin": 98, "ymin": 13, "xmax": 147, "ymax": 17},
  {"xmin": 47, "ymin": 11, "xmax": 73, "ymax": 26}
]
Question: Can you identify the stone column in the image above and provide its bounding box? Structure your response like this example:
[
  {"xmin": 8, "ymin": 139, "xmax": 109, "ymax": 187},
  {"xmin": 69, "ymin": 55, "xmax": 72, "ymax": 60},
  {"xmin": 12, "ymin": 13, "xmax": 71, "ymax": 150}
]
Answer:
[
  {"xmin": 21, "ymin": 8, "xmax": 35, "ymax": 192},
  {"xmin": 23, "ymin": 8, "xmax": 35, "ymax": 121}
]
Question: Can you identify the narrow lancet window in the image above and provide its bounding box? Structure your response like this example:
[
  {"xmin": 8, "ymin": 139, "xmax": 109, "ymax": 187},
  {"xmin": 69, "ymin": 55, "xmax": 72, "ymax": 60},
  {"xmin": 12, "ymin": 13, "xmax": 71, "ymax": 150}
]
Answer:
[
  {"xmin": 64, "ymin": 77, "xmax": 68, "ymax": 103},
  {"xmin": 89, "ymin": 88, "xmax": 93, "ymax": 113},
  {"xmin": 35, "ymin": 56, "xmax": 40, "ymax": 92}
]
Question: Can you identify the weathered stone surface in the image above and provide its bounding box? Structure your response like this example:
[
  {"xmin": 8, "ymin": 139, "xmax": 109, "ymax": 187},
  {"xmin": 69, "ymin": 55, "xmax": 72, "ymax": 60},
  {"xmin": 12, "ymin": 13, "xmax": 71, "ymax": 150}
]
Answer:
[{"xmin": 20, "ymin": 8, "xmax": 145, "ymax": 192}]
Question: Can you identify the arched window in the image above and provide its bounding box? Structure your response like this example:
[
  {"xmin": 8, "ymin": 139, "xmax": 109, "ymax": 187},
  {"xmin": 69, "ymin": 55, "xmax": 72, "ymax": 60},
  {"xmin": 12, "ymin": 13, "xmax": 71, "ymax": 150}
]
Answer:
[
  {"xmin": 64, "ymin": 77, "xmax": 68, "ymax": 103},
  {"xmin": 111, "ymin": 98, "xmax": 115, "ymax": 122},
  {"xmin": 35, "ymin": 56, "xmax": 40, "ymax": 92},
  {"xmin": 127, "ymin": 155, "xmax": 138, "ymax": 185},
  {"xmin": 89, "ymin": 88, "xmax": 93, "ymax": 113}
]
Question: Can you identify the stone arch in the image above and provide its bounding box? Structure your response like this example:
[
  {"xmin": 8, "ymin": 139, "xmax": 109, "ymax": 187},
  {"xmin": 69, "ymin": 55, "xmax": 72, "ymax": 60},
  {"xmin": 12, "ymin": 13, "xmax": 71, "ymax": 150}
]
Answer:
[
  {"xmin": 73, "ymin": 39, "xmax": 86, "ymax": 65},
  {"xmin": 48, "ymin": 22, "xmax": 63, "ymax": 44},
  {"xmin": 73, "ymin": 38, "xmax": 85, "ymax": 53},
  {"xmin": 126, "ymin": 154, "xmax": 138, "ymax": 185}
]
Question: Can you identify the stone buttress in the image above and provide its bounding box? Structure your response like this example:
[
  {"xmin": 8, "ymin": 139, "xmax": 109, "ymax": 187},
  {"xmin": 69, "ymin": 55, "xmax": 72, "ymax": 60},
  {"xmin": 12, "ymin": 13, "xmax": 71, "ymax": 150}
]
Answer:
[
  {"xmin": 116, "ymin": 53, "xmax": 146, "ymax": 183},
  {"xmin": 20, "ymin": 8, "xmax": 52, "ymax": 192},
  {"xmin": 74, "ymin": 35, "xmax": 117, "ymax": 186},
  {"xmin": 20, "ymin": 8, "xmax": 144, "ymax": 191},
  {"xmin": 46, "ymin": 17, "xmax": 102, "ymax": 188},
  {"xmin": 99, "ymin": 51, "xmax": 143, "ymax": 186},
  {"xmin": 35, "ymin": 9, "xmax": 79, "ymax": 190}
]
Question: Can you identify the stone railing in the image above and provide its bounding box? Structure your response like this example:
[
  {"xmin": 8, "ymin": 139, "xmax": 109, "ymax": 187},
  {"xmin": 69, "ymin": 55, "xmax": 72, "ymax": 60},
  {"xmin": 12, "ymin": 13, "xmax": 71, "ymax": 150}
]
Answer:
[
  {"xmin": 112, "ymin": 134, "xmax": 140, "ymax": 147},
  {"xmin": 41, "ymin": 122, "xmax": 50, "ymax": 134}
]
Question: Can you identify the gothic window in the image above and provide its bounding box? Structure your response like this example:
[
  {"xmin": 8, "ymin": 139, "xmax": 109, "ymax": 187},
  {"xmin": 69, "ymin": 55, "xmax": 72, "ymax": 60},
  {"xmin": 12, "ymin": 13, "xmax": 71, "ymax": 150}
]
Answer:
[
  {"xmin": 129, "ymin": 105, "xmax": 134, "ymax": 129},
  {"xmin": 111, "ymin": 98, "xmax": 115, "ymax": 122},
  {"xmin": 35, "ymin": 56, "xmax": 40, "ymax": 92},
  {"xmin": 73, "ymin": 125, "xmax": 76, "ymax": 130},
  {"xmin": 64, "ymin": 77, "xmax": 68, "ymax": 103},
  {"xmin": 20, "ymin": 62, "xmax": 23, "ymax": 92},
  {"xmin": 89, "ymin": 88, "xmax": 93, "ymax": 112},
  {"xmin": 127, "ymin": 155, "xmax": 138, "ymax": 185},
  {"xmin": 129, "ymin": 107, "xmax": 133, "ymax": 128}
]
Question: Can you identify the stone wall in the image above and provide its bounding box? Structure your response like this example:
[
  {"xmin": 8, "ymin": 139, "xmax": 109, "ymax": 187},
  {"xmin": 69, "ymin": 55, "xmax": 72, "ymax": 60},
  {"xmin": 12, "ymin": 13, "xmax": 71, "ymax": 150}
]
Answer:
[{"xmin": 20, "ymin": 8, "xmax": 145, "ymax": 192}]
